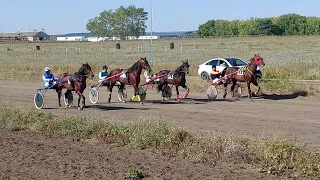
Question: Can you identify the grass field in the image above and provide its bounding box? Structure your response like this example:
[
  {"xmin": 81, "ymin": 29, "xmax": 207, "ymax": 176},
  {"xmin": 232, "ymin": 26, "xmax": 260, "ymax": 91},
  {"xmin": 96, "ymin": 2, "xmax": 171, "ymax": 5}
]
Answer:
[
  {"xmin": 1, "ymin": 36, "xmax": 320, "ymax": 95},
  {"xmin": 0, "ymin": 106, "xmax": 319, "ymax": 178}
]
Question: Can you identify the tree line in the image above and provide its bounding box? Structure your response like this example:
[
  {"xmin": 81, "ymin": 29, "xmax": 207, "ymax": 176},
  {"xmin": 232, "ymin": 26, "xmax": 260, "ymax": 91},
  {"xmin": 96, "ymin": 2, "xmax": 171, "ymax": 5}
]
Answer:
[{"xmin": 197, "ymin": 13, "xmax": 320, "ymax": 37}]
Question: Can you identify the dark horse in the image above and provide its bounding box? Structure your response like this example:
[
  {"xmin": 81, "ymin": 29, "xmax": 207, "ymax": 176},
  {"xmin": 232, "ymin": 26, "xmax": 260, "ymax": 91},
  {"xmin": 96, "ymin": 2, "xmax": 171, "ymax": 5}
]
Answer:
[
  {"xmin": 56, "ymin": 62, "xmax": 94, "ymax": 110},
  {"xmin": 221, "ymin": 54, "xmax": 265, "ymax": 99},
  {"xmin": 156, "ymin": 60, "xmax": 190, "ymax": 102},
  {"xmin": 107, "ymin": 57, "xmax": 153, "ymax": 104}
]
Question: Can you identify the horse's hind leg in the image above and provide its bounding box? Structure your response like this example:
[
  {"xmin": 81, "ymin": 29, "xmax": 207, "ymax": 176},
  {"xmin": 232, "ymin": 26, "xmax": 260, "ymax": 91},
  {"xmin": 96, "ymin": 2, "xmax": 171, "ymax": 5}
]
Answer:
[
  {"xmin": 56, "ymin": 88, "xmax": 62, "ymax": 108},
  {"xmin": 223, "ymin": 82, "xmax": 228, "ymax": 99},
  {"xmin": 231, "ymin": 79, "xmax": 237, "ymax": 97},
  {"xmin": 247, "ymin": 81, "xmax": 252, "ymax": 99},
  {"xmin": 108, "ymin": 84, "xmax": 114, "ymax": 103},
  {"xmin": 76, "ymin": 91, "xmax": 83, "ymax": 110},
  {"xmin": 252, "ymin": 78, "xmax": 261, "ymax": 96},
  {"xmin": 175, "ymin": 85, "xmax": 180, "ymax": 102},
  {"xmin": 80, "ymin": 90, "xmax": 85, "ymax": 108}
]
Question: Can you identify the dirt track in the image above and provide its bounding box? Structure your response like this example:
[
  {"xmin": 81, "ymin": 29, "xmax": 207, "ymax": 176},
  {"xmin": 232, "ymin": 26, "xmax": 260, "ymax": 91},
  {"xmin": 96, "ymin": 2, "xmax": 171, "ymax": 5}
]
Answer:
[
  {"xmin": 0, "ymin": 80, "xmax": 319, "ymax": 179},
  {"xmin": 1, "ymin": 80, "xmax": 319, "ymax": 150}
]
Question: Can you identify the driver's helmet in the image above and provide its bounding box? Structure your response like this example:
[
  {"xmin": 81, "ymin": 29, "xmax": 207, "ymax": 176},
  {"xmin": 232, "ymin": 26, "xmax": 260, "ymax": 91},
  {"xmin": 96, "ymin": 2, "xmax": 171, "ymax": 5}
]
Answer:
[
  {"xmin": 44, "ymin": 67, "xmax": 51, "ymax": 72},
  {"xmin": 102, "ymin": 65, "xmax": 108, "ymax": 71}
]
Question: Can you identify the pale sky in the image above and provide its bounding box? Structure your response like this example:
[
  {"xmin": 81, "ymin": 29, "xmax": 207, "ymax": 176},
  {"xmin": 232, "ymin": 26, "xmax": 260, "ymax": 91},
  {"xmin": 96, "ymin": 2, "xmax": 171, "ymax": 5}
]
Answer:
[{"xmin": 1, "ymin": 0, "xmax": 319, "ymax": 35}]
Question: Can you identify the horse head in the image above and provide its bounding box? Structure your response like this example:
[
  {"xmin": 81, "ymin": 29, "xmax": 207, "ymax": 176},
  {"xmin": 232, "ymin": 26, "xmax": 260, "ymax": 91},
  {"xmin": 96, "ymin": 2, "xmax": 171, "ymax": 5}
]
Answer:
[
  {"xmin": 78, "ymin": 62, "xmax": 94, "ymax": 79},
  {"xmin": 180, "ymin": 59, "xmax": 190, "ymax": 74},
  {"xmin": 138, "ymin": 57, "xmax": 153, "ymax": 75},
  {"xmin": 251, "ymin": 54, "xmax": 265, "ymax": 68}
]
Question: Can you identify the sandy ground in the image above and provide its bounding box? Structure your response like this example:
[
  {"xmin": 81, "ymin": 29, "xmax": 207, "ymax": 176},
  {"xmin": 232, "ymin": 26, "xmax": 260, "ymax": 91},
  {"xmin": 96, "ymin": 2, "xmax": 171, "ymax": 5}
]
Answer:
[{"xmin": 0, "ymin": 80, "xmax": 319, "ymax": 179}]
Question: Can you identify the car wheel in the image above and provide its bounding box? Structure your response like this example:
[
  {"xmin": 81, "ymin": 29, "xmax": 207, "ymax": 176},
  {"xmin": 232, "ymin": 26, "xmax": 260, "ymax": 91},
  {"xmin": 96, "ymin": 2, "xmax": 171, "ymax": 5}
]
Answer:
[{"xmin": 201, "ymin": 72, "xmax": 210, "ymax": 80}]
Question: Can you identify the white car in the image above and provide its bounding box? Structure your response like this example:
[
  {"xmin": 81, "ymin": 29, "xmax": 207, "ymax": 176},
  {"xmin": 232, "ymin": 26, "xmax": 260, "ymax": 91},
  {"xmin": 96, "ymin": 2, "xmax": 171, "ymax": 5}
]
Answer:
[{"xmin": 197, "ymin": 57, "xmax": 248, "ymax": 80}]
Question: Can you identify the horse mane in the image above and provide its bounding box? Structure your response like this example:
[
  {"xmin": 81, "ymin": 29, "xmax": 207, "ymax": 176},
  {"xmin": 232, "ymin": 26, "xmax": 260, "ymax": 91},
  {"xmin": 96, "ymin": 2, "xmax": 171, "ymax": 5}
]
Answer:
[
  {"xmin": 126, "ymin": 60, "xmax": 139, "ymax": 73},
  {"xmin": 173, "ymin": 63, "xmax": 186, "ymax": 74}
]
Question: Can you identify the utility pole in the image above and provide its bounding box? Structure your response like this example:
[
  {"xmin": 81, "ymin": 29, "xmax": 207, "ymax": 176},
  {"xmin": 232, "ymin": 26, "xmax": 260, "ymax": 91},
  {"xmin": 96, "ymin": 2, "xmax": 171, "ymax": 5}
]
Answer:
[{"xmin": 150, "ymin": 0, "xmax": 153, "ymax": 66}]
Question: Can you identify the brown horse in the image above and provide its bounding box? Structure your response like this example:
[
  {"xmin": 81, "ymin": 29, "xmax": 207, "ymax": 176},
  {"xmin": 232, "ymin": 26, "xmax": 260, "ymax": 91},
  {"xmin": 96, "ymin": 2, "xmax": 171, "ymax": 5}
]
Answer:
[
  {"xmin": 156, "ymin": 60, "xmax": 190, "ymax": 102},
  {"xmin": 107, "ymin": 57, "xmax": 153, "ymax": 104},
  {"xmin": 56, "ymin": 62, "xmax": 94, "ymax": 110},
  {"xmin": 221, "ymin": 54, "xmax": 265, "ymax": 99}
]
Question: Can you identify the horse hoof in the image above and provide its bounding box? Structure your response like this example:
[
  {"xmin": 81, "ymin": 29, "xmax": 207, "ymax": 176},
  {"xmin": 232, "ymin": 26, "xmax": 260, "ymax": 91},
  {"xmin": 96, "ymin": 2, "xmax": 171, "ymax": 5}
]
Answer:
[
  {"xmin": 140, "ymin": 102, "xmax": 144, "ymax": 105},
  {"xmin": 78, "ymin": 107, "xmax": 83, "ymax": 111},
  {"xmin": 123, "ymin": 100, "xmax": 126, "ymax": 103}
]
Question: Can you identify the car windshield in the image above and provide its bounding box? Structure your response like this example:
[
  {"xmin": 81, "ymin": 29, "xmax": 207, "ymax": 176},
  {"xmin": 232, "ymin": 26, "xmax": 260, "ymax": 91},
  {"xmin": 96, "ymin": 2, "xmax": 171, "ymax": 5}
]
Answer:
[{"xmin": 224, "ymin": 58, "xmax": 247, "ymax": 66}]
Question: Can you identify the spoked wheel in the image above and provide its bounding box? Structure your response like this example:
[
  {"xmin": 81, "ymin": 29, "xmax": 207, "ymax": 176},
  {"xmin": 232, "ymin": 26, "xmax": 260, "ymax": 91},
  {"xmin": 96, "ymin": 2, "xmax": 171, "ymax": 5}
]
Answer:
[
  {"xmin": 162, "ymin": 85, "xmax": 172, "ymax": 100},
  {"xmin": 207, "ymin": 85, "xmax": 218, "ymax": 100},
  {"xmin": 232, "ymin": 84, "xmax": 242, "ymax": 98},
  {"xmin": 64, "ymin": 91, "xmax": 74, "ymax": 107},
  {"xmin": 117, "ymin": 87, "xmax": 127, "ymax": 102},
  {"xmin": 34, "ymin": 91, "xmax": 44, "ymax": 109},
  {"xmin": 89, "ymin": 87, "xmax": 99, "ymax": 104}
]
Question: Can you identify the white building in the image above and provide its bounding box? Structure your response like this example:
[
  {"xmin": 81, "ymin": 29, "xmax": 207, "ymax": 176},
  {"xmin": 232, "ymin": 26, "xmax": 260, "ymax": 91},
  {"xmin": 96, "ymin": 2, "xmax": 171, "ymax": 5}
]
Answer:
[
  {"xmin": 56, "ymin": 33, "xmax": 90, "ymax": 41},
  {"xmin": 127, "ymin": 36, "xmax": 159, "ymax": 40},
  {"xmin": 57, "ymin": 36, "xmax": 85, "ymax": 41}
]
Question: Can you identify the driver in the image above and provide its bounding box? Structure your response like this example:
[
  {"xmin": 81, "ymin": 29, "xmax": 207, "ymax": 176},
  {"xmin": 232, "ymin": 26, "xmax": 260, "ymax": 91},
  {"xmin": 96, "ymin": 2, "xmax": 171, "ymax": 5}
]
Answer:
[
  {"xmin": 98, "ymin": 65, "xmax": 110, "ymax": 86},
  {"xmin": 210, "ymin": 65, "xmax": 227, "ymax": 84},
  {"xmin": 42, "ymin": 67, "xmax": 58, "ymax": 89}
]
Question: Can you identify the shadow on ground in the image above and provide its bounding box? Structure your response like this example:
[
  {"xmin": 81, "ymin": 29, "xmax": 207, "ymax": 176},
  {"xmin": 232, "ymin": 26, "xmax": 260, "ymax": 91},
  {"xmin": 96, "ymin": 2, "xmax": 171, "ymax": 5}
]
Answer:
[
  {"xmin": 260, "ymin": 91, "xmax": 308, "ymax": 100},
  {"xmin": 86, "ymin": 105, "xmax": 152, "ymax": 111}
]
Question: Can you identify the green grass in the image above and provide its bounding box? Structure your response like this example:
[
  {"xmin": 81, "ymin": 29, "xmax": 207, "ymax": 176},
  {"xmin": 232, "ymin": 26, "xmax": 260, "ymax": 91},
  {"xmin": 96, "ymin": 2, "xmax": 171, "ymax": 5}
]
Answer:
[
  {"xmin": 0, "ymin": 36, "xmax": 320, "ymax": 95},
  {"xmin": 0, "ymin": 106, "xmax": 319, "ymax": 178}
]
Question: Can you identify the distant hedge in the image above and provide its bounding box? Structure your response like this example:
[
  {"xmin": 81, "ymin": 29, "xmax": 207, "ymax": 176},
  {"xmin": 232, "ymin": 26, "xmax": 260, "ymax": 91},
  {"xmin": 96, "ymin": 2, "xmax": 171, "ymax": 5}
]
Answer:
[{"xmin": 197, "ymin": 13, "xmax": 320, "ymax": 37}]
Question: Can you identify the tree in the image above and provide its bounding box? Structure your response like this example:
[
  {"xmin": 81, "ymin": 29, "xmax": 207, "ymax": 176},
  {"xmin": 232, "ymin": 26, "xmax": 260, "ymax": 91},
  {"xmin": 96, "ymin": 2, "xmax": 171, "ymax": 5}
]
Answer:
[
  {"xmin": 86, "ymin": 5, "xmax": 148, "ymax": 39},
  {"xmin": 196, "ymin": 20, "xmax": 216, "ymax": 37},
  {"xmin": 86, "ymin": 10, "xmax": 113, "ymax": 37},
  {"xmin": 275, "ymin": 13, "xmax": 307, "ymax": 35}
]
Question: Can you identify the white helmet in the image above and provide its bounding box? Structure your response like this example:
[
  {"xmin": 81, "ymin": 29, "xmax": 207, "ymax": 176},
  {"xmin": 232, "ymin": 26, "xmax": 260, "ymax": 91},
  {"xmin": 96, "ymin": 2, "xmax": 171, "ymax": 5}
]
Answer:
[{"xmin": 44, "ymin": 67, "xmax": 51, "ymax": 72}]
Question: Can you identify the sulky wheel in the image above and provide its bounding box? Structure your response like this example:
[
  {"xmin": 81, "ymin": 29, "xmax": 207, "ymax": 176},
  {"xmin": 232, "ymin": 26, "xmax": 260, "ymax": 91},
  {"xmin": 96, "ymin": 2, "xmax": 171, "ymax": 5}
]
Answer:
[
  {"xmin": 207, "ymin": 85, "xmax": 218, "ymax": 100},
  {"xmin": 64, "ymin": 91, "xmax": 73, "ymax": 107},
  {"xmin": 34, "ymin": 91, "xmax": 44, "ymax": 109},
  {"xmin": 89, "ymin": 87, "xmax": 99, "ymax": 104}
]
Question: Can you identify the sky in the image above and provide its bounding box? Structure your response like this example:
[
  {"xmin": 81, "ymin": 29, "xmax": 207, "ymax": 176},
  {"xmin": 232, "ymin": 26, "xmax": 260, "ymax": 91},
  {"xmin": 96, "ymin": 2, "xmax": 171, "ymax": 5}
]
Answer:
[{"xmin": 1, "ymin": 0, "xmax": 320, "ymax": 35}]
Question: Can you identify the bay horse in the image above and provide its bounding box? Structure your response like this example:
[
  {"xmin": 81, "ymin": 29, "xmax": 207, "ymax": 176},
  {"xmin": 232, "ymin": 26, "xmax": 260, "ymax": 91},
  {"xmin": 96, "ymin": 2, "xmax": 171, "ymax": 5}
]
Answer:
[
  {"xmin": 221, "ymin": 54, "xmax": 265, "ymax": 99},
  {"xmin": 107, "ymin": 57, "xmax": 153, "ymax": 104},
  {"xmin": 56, "ymin": 62, "xmax": 94, "ymax": 110},
  {"xmin": 156, "ymin": 60, "xmax": 190, "ymax": 102}
]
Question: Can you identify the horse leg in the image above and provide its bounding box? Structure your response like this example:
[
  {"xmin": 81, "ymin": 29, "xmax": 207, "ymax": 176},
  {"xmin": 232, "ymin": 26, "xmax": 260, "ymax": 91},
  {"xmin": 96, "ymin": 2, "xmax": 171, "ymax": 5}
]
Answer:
[
  {"xmin": 230, "ymin": 79, "xmax": 237, "ymax": 97},
  {"xmin": 252, "ymin": 78, "xmax": 261, "ymax": 96},
  {"xmin": 158, "ymin": 82, "xmax": 165, "ymax": 101},
  {"xmin": 175, "ymin": 85, "xmax": 180, "ymax": 102},
  {"xmin": 108, "ymin": 84, "xmax": 114, "ymax": 103},
  {"xmin": 76, "ymin": 91, "xmax": 83, "ymax": 110},
  {"xmin": 119, "ymin": 84, "xmax": 126, "ymax": 103},
  {"xmin": 81, "ymin": 90, "xmax": 85, "ymax": 108},
  {"xmin": 247, "ymin": 81, "xmax": 252, "ymax": 99},
  {"xmin": 223, "ymin": 82, "xmax": 228, "ymax": 99},
  {"xmin": 56, "ymin": 88, "xmax": 62, "ymax": 108},
  {"xmin": 182, "ymin": 84, "xmax": 189, "ymax": 99}
]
